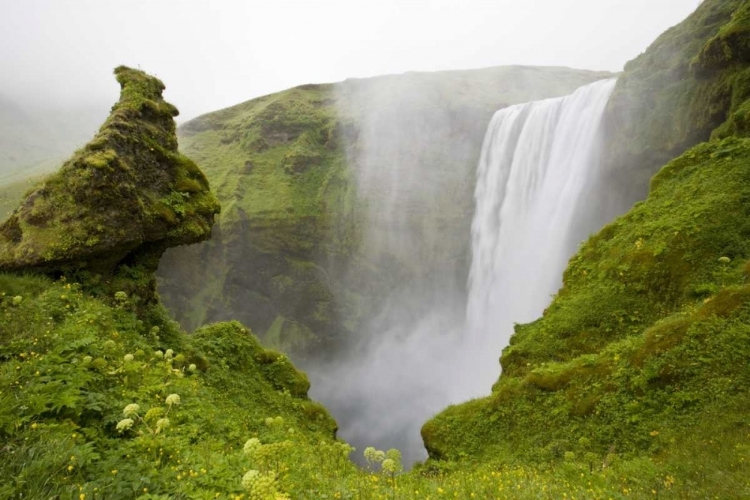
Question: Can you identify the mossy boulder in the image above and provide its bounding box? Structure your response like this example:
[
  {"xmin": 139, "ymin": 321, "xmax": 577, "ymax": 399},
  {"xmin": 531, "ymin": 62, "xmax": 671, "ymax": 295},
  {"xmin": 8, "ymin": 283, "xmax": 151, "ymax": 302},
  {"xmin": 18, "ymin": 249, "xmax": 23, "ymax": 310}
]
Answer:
[
  {"xmin": 191, "ymin": 320, "xmax": 314, "ymax": 399},
  {"xmin": 0, "ymin": 67, "xmax": 220, "ymax": 302}
]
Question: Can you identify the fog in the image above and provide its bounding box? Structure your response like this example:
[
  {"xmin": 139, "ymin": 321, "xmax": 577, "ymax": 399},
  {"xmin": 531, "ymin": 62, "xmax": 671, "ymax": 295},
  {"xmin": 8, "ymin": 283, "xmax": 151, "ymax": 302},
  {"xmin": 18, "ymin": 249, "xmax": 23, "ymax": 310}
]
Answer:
[
  {"xmin": 1, "ymin": 0, "xmax": 700, "ymax": 121},
  {"xmin": 307, "ymin": 74, "xmax": 490, "ymax": 464}
]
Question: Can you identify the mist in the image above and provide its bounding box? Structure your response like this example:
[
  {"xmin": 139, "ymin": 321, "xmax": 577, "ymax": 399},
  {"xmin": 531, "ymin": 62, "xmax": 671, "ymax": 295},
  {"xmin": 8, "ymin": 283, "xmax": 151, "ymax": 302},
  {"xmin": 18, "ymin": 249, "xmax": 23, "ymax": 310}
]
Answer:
[
  {"xmin": 1, "ymin": 0, "xmax": 700, "ymax": 123},
  {"xmin": 307, "ymin": 74, "xmax": 484, "ymax": 464}
]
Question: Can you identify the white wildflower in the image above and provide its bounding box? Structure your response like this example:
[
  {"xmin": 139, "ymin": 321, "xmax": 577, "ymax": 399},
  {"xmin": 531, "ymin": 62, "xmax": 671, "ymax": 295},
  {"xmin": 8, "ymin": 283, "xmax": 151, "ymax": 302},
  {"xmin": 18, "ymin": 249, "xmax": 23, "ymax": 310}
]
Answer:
[
  {"xmin": 244, "ymin": 437, "xmax": 262, "ymax": 455},
  {"xmin": 116, "ymin": 418, "xmax": 134, "ymax": 432},
  {"xmin": 123, "ymin": 403, "xmax": 139, "ymax": 417}
]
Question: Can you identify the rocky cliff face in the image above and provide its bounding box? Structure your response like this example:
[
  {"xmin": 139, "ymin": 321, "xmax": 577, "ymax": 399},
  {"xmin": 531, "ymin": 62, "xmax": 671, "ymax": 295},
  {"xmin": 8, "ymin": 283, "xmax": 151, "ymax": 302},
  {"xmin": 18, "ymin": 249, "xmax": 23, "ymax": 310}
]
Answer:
[
  {"xmin": 157, "ymin": 66, "xmax": 612, "ymax": 357},
  {"xmin": 0, "ymin": 67, "xmax": 219, "ymax": 304}
]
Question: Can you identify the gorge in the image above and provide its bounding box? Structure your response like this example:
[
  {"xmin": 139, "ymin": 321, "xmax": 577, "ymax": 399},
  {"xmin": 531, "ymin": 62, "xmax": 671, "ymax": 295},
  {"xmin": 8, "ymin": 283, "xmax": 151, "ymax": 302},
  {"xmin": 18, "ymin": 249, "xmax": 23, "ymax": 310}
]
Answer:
[
  {"xmin": 1, "ymin": 0, "xmax": 749, "ymax": 496},
  {"xmin": 311, "ymin": 77, "xmax": 620, "ymax": 464}
]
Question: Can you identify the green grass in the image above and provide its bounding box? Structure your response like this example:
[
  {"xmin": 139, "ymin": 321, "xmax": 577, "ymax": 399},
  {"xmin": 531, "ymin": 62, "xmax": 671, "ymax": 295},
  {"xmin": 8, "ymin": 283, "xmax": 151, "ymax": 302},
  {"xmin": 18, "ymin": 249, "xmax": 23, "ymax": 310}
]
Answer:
[
  {"xmin": 3, "ymin": 272, "xmax": 747, "ymax": 499},
  {"xmin": 0, "ymin": 273, "xmax": 340, "ymax": 499}
]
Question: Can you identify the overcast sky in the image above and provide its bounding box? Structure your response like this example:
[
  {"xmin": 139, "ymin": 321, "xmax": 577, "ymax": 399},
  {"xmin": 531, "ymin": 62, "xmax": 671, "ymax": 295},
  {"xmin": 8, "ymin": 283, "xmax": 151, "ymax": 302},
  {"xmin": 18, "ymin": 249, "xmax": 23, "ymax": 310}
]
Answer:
[{"xmin": 1, "ymin": 0, "xmax": 701, "ymax": 121}]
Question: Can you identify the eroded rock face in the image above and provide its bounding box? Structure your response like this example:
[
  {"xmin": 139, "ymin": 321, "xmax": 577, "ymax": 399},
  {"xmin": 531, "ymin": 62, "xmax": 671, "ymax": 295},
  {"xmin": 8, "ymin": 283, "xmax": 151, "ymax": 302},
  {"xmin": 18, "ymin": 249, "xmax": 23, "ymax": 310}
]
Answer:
[{"xmin": 0, "ymin": 67, "xmax": 220, "ymax": 300}]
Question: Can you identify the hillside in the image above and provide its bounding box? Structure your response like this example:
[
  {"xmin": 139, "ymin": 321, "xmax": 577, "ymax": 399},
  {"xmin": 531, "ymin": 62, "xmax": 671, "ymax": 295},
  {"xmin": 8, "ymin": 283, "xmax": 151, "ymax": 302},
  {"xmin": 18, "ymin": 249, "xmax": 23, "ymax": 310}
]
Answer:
[{"xmin": 157, "ymin": 65, "xmax": 613, "ymax": 356}]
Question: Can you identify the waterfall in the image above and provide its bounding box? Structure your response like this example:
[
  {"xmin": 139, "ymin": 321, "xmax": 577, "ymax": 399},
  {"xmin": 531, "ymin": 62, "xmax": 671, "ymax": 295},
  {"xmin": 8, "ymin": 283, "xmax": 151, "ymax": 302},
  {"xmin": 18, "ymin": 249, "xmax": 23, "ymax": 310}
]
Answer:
[
  {"xmin": 310, "ymin": 77, "xmax": 618, "ymax": 466},
  {"xmin": 466, "ymin": 78, "xmax": 617, "ymax": 385}
]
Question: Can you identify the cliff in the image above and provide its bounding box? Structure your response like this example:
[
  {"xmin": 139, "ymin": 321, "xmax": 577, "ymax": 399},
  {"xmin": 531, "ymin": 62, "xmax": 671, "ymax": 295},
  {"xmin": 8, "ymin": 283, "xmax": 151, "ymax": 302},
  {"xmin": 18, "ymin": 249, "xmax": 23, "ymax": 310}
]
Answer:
[{"xmin": 156, "ymin": 66, "xmax": 613, "ymax": 356}]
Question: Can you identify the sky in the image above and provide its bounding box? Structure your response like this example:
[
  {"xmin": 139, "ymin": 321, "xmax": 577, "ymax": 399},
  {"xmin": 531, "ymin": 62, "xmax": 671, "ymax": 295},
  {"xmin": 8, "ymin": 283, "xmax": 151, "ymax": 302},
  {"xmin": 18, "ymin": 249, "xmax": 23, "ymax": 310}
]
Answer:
[{"xmin": 1, "ymin": 0, "xmax": 701, "ymax": 121}]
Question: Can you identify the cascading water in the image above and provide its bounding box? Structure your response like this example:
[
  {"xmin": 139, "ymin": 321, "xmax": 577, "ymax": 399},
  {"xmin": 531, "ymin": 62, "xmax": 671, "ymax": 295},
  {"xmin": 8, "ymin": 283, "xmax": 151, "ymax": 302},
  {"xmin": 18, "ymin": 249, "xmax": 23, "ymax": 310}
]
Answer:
[{"xmin": 465, "ymin": 78, "xmax": 617, "ymax": 389}]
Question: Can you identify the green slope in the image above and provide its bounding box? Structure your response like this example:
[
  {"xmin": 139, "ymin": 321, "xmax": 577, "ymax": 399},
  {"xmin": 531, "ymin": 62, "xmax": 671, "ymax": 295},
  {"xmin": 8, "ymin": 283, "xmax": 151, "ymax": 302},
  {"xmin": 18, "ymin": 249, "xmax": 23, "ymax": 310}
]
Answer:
[
  {"xmin": 0, "ymin": 275, "xmax": 337, "ymax": 498},
  {"xmin": 157, "ymin": 66, "xmax": 613, "ymax": 356}
]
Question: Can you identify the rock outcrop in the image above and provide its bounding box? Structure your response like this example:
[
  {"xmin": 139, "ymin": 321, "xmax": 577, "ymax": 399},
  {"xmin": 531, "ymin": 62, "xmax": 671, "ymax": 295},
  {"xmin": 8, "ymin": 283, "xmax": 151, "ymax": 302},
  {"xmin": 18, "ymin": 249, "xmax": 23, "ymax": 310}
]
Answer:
[{"xmin": 0, "ymin": 67, "xmax": 220, "ymax": 302}]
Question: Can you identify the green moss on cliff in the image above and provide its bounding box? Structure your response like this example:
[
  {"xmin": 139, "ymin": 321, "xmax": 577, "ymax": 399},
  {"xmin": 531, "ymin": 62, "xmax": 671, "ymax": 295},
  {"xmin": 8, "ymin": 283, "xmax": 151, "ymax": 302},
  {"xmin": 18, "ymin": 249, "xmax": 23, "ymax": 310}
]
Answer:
[
  {"xmin": 158, "ymin": 67, "xmax": 613, "ymax": 356},
  {"xmin": 601, "ymin": 0, "xmax": 750, "ymax": 204}
]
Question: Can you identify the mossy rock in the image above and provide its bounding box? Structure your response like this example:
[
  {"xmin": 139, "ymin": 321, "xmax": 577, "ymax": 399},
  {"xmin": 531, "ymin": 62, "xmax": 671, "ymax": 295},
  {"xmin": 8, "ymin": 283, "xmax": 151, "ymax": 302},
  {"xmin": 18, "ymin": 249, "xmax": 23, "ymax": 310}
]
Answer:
[
  {"xmin": 191, "ymin": 320, "xmax": 314, "ymax": 399},
  {"xmin": 0, "ymin": 67, "xmax": 220, "ymax": 285}
]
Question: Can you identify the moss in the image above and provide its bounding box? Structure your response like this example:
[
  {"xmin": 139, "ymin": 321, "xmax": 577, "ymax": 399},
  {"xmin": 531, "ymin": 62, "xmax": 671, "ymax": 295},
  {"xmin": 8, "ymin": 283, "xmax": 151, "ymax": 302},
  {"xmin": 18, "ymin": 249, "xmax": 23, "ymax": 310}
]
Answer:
[
  {"xmin": 692, "ymin": 2, "xmax": 750, "ymax": 72},
  {"xmin": 0, "ymin": 67, "xmax": 220, "ymax": 307},
  {"xmin": 190, "ymin": 320, "xmax": 317, "ymax": 399},
  {"xmin": 598, "ymin": 0, "xmax": 750, "ymax": 213},
  {"xmin": 83, "ymin": 149, "xmax": 118, "ymax": 170}
]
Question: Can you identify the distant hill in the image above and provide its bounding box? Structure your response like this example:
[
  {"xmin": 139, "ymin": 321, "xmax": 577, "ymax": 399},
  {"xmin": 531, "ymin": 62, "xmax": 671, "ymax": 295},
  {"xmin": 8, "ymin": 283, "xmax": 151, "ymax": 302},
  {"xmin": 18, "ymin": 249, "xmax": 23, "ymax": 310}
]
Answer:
[{"xmin": 0, "ymin": 92, "xmax": 107, "ymax": 185}]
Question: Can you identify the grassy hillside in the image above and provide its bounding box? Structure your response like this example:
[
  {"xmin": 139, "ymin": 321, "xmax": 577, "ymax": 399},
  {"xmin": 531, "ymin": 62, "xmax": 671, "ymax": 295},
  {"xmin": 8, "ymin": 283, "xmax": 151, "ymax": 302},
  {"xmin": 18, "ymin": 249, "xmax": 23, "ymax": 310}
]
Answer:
[
  {"xmin": 422, "ymin": 1, "xmax": 750, "ymax": 496},
  {"xmin": 157, "ymin": 66, "xmax": 612, "ymax": 356},
  {"xmin": 0, "ymin": 274, "xmax": 337, "ymax": 498}
]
